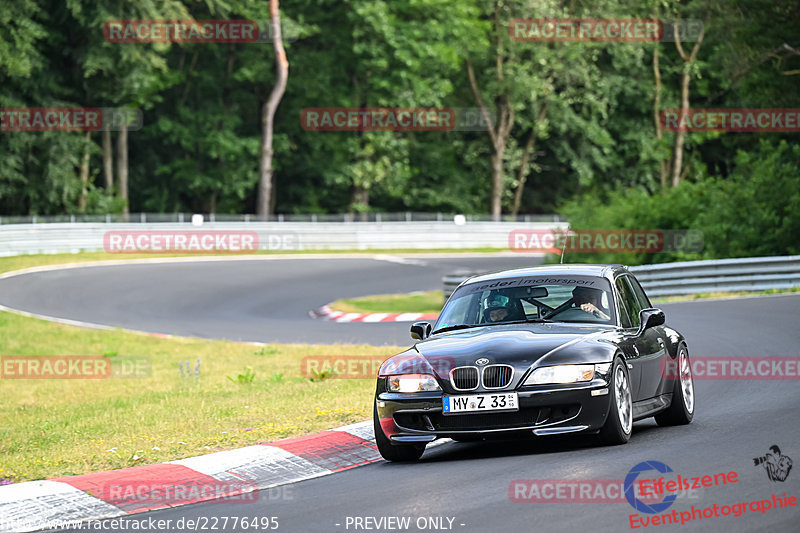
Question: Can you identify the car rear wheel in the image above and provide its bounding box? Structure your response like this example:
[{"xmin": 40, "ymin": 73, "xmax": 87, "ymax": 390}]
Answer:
[
  {"xmin": 373, "ymin": 404, "xmax": 425, "ymax": 462},
  {"xmin": 655, "ymin": 346, "xmax": 694, "ymax": 426},
  {"xmin": 598, "ymin": 356, "xmax": 633, "ymax": 445}
]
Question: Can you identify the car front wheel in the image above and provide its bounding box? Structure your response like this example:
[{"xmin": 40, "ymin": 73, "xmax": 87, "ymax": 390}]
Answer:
[
  {"xmin": 373, "ymin": 404, "xmax": 425, "ymax": 462},
  {"xmin": 598, "ymin": 356, "xmax": 633, "ymax": 445}
]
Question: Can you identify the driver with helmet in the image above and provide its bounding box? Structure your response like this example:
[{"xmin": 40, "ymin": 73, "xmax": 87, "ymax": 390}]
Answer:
[{"xmin": 572, "ymin": 286, "xmax": 611, "ymax": 320}]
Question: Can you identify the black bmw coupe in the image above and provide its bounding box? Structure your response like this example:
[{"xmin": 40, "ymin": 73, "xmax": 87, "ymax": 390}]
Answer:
[{"xmin": 374, "ymin": 264, "xmax": 695, "ymax": 461}]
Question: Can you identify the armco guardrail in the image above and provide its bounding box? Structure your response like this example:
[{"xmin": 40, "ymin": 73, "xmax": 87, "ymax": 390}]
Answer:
[
  {"xmin": 0, "ymin": 220, "xmax": 569, "ymax": 257},
  {"xmin": 628, "ymin": 256, "xmax": 800, "ymax": 297},
  {"xmin": 443, "ymin": 270, "xmax": 483, "ymax": 299},
  {"xmin": 441, "ymin": 256, "xmax": 800, "ymax": 300},
  {"xmin": 0, "ymin": 212, "xmax": 565, "ymax": 225}
]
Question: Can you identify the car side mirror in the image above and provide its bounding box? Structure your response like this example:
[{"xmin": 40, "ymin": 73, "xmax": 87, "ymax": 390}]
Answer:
[
  {"xmin": 639, "ymin": 308, "xmax": 665, "ymax": 333},
  {"xmin": 410, "ymin": 321, "xmax": 432, "ymax": 341}
]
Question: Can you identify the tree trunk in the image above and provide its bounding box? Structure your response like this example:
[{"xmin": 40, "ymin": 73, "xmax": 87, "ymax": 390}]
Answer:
[
  {"xmin": 511, "ymin": 130, "xmax": 535, "ymax": 217},
  {"xmin": 670, "ymin": 87, "xmax": 688, "ymax": 188},
  {"xmin": 466, "ymin": 2, "xmax": 514, "ymax": 220},
  {"xmin": 652, "ymin": 47, "xmax": 668, "ymax": 190},
  {"xmin": 670, "ymin": 22, "xmax": 705, "ymax": 188},
  {"xmin": 102, "ymin": 129, "xmax": 113, "ymax": 191},
  {"xmin": 270, "ymin": 173, "xmax": 278, "ymax": 215},
  {"xmin": 490, "ymin": 151, "xmax": 503, "ymax": 217},
  {"xmin": 257, "ymin": 0, "xmax": 289, "ymax": 218},
  {"xmin": 117, "ymin": 127, "xmax": 129, "ymax": 217},
  {"xmin": 179, "ymin": 51, "xmax": 200, "ymax": 109},
  {"xmin": 511, "ymin": 104, "xmax": 547, "ymax": 216},
  {"xmin": 466, "ymin": 59, "xmax": 514, "ymax": 221},
  {"xmin": 350, "ymin": 186, "xmax": 369, "ymax": 221},
  {"xmin": 78, "ymin": 131, "xmax": 91, "ymax": 211}
]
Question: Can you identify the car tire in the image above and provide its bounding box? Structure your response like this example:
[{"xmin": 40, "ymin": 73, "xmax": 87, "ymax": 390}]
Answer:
[
  {"xmin": 655, "ymin": 345, "xmax": 694, "ymax": 426},
  {"xmin": 373, "ymin": 404, "xmax": 425, "ymax": 462},
  {"xmin": 597, "ymin": 356, "xmax": 633, "ymax": 445}
]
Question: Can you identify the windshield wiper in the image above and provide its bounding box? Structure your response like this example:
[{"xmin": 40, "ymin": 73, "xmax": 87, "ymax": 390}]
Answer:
[
  {"xmin": 431, "ymin": 324, "xmax": 479, "ymax": 334},
  {"xmin": 501, "ymin": 318, "xmax": 552, "ymax": 325},
  {"xmin": 433, "ymin": 318, "xmax": 550, "ymax": 334}
]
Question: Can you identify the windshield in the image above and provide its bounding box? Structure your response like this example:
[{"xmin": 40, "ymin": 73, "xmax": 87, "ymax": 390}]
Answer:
[{"xmin": 434, "ymin": 275, "xmax": 615, "ymax": 331}]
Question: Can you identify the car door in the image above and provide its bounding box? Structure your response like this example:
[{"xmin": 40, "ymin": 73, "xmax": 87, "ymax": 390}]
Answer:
[
  {"xmin": 613, "ymin": 278, "xmax": 643, "ymax": 400},
  {"xmin": 620, "ymin": 275, "xmax": 667, "ymax": 400},
  {"xmin": 624, "ymin": 275, "xmax": 670, "ymax": 399}
]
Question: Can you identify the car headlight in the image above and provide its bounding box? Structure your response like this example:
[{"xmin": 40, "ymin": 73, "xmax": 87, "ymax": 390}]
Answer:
[
  {"xmin": 387, "ymin": 373, "xmax": 442, "ymax": 393},
  {"xmin": 524, "ymin": 364, "xmax": 596, "ymax": 385}
]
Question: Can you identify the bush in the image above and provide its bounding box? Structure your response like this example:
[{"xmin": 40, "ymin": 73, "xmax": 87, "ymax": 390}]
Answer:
[{"xmin": 556, "ymin": 140, "xmax": 800, "ymax": 265}]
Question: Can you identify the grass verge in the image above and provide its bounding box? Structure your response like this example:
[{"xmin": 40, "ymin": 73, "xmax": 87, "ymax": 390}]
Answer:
[
  {"xmin": 650, "ymin": 287, "xmax": 800, "ymax": 304},
  {"xmin": 0, "ymin": 253, "xmax": 409, "ymax": 483},
  {"xmin": 329, "ymin": 291, "xmax": 444, "ymax": 314},
  {"xmin": 0, "ymin": 248, "xmax": 507, "ymax": 277},
  {"xmin": 0, "ymin": 310, "xmax": 400, "ymax": 483}
]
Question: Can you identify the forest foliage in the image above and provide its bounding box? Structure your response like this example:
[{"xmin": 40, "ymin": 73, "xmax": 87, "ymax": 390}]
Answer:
[{"xmin": 0, "ymin": 0, "xmax": 798, "ymax": 257}]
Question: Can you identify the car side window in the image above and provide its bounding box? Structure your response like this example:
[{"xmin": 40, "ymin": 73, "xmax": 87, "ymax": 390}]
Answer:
[
  {"xmin": 615, "ymin": 278, "xmax": 636, "ymax": 329},
  {"xmin": 626, "ymin": 275, "xmax": 652, "ymax": 310},
  {"xmin": 520, "ymin": 299, "xmax": 539, "ymax": 317},
  {"xmin": 616, "ymin": 277, "xmax": 642, "ymax": 328}
]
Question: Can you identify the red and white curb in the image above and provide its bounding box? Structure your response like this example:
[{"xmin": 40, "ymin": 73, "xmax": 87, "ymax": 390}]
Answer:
[
  {"xmin": 0, "ymin": 422, "xmax": 388, "ymax": 532},
  {"xmin": 311, "ymin": 304, "xmax": 438, "ymax": 323}
]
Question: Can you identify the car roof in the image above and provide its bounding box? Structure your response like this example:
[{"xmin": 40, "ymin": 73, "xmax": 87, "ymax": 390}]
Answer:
[{"xmin": 463, "ymin": 264, "xmax": 628, "ymax": 285}]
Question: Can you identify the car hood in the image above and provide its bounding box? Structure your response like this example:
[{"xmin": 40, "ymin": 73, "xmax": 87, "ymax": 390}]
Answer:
[{"xmin": 415, "ymin": 322, "xmax": 618, "ymax": 381}]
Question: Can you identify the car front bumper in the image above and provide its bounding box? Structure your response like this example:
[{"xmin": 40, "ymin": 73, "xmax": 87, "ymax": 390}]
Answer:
[{"xmin": 375, "ymin": 377, "xmax": 613, "ymax": 442}]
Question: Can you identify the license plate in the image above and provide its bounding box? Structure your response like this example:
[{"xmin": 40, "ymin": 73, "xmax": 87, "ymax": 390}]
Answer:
[{"xmin": 442, "ymin": 392, "xmax": 518, "ymax": 414}]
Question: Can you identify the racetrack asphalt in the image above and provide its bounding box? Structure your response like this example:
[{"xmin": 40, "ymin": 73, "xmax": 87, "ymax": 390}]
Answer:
[
  {"xmin": 2, "ymin": 255, "xmax": 798, "ymax": 532},
  {"xmin": 0, "ymin": 254, "xmax": 543, "ymax": 345}
]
